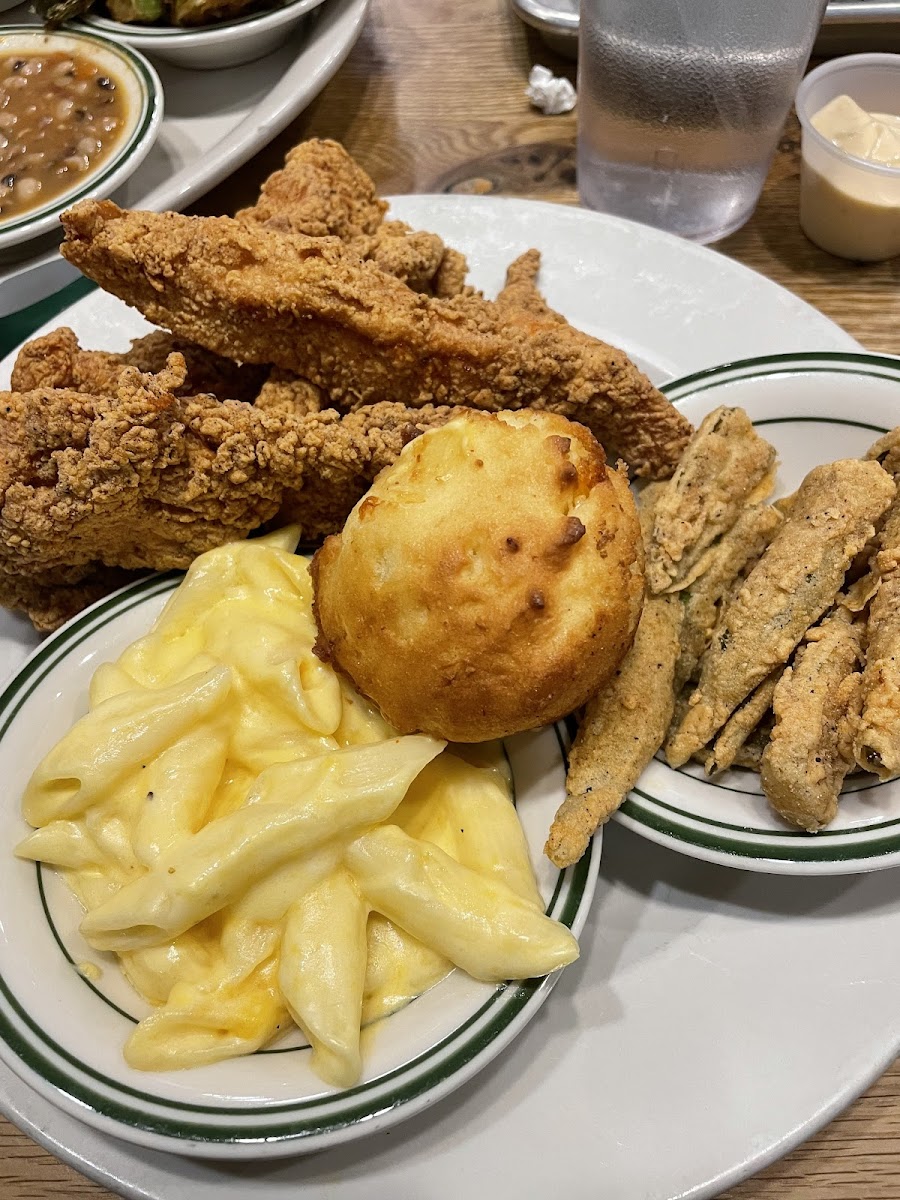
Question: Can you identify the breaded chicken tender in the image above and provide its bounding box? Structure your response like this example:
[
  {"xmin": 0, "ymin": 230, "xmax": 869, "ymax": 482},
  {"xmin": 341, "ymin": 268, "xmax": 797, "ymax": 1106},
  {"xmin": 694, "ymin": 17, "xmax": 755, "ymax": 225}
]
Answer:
[
  {"xmin": 761, "ymin": 606, "xmax": 864, "ymax": 830},
  {"xmin": 547, "ymin": 593, "xmax": 682, "ymax": 867},
  {"xmin": 647, "ymin": 406, "xmax": 776, "ymax": 594},
  {"xmin": 60, "ymin": 201, "xmax": 691, "ymax": 479},
  {"xmin": 11, "ymin": 326, "xmax": 266, "ymax": 403},
  {"xmin": 312, "ymin": 410, "xmax": 645, "ymax": 742},
  {"xmin": 666, "ymin": 459, "xmax": 895, "ymax": 767}
]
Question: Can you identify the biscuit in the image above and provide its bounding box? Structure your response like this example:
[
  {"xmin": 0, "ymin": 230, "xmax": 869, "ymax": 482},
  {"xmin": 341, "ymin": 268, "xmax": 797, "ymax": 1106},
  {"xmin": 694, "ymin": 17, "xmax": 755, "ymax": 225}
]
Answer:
[{"xmin": 312, "ymin": 409, "xmax": 645, "ymax": 742}]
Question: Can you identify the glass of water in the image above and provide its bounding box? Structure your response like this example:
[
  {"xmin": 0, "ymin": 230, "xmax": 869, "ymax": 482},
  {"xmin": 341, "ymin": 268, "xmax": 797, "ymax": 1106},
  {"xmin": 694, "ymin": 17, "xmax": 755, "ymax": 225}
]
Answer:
[{"xmin": 577, "ymin": 0, "xmax": 829, "ymax": 242}]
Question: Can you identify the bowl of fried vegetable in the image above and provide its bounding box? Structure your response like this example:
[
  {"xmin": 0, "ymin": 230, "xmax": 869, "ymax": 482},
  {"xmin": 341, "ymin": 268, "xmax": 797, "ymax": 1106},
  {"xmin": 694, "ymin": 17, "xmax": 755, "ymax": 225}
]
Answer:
[
  {"xmin": 41, "ymin": 0, "xmax": 328, "ymax": 69},
  {"xmin": 0, "ymin": 28, "xmax": 162, "ymax": 256}
]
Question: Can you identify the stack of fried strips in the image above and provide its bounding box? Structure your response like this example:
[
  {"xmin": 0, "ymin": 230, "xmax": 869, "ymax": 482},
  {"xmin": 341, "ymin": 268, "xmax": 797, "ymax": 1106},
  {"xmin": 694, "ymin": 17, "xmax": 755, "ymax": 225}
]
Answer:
[
  {"xmin": 546, "ymin": 406, "xmax": 900, "ymax": 867},
  {"xmin": 0, "ymin": 139, "xmax": 692, "ymax": 632}
]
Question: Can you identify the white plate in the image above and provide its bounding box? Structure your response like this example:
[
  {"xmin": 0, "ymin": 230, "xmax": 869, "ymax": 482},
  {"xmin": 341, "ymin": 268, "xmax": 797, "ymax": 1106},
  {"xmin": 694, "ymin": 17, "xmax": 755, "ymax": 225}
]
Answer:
[
  {"xmin": 0, "ymin": 573, "xmax": 597, "ymax": 1156},
  {"xmin": 0, "ymin": 0, "xmax": 368, "ymax": 315},
  {"xmin": 3, "ymin": 198, "xmax": 896, "ymax": 1200},
  {"xmin": 617, "ymin": 351, "xmax": 900, "ymax": 874}
]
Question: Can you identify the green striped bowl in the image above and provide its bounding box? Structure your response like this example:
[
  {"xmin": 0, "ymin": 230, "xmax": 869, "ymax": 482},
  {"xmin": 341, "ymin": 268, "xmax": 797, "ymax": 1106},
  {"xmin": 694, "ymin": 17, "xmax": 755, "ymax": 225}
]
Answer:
[
  {"xmin": 0, "ymin": 28, "xmax": 162, "ymax": 251},
  {"xmin": 0, "ymin": 571, "xmax": 599, "ymax": 1156},
  {"xmin": 615, "ymin": 351, "xmax": 900, "ymax": 875}
]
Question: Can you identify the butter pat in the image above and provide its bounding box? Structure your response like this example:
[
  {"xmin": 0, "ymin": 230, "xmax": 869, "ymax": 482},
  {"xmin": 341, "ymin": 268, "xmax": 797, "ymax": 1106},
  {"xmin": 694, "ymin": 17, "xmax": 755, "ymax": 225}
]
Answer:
[
  {"xmin": 811, "ymin": 94, "xmax": 900, "ymax": 168},
  {"xmin": 800, "ymin": 91, "xmax": 900, "ymax": 262}
]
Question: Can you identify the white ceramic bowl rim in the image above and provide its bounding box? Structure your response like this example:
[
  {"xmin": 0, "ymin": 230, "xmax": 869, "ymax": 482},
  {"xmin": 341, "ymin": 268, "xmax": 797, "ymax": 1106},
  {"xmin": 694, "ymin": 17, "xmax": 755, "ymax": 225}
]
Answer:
[
  {"xmin": 0, "ymin": 27, "xmax": 161, "ymax": 245},
  {"xmin": 78, "ymin": 0, "xmax": 320, "ymax": 44}
]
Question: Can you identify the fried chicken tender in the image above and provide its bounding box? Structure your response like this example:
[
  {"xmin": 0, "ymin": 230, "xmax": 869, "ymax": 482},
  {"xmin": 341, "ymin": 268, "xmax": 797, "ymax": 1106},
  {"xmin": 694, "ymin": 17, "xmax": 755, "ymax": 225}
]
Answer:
[
  {"xmin": 761, "ymin": 606, "xmax": 864, "ymax": 831},
  {"xmin": 0, "ymin": 356, "xmax": 289, "ymax": 623},
  {"xmin": 547, "ymin": 593, "xmax": 683, "ymax": 868},
  {"xmin": 238, "ymin": 138, "xmax": 387, "ymax": 238},
  {"xmin": 0, "ymin": 333, "xmax": 473, "ymax": 628},
  {"xmin": 61, "ymin": 201, "xmax": 691, "ymax": 479},
  {"xmin": 11, "ymin": 325, "xmax": 266, "ymax": 403},
  {"xmin": 853, "ymin": 428, "xmax": 900, "ymax": 778},
  {"xmin": 237, "ymin": 139, "xmax": 467, "ymax": 298},
  {"xmin": 666, "ymin": 459, "xmax": 896, "ymax": 767},
  {"xmin": 647, "ymin": 406, "xmax": 777, "ymax": 595}
]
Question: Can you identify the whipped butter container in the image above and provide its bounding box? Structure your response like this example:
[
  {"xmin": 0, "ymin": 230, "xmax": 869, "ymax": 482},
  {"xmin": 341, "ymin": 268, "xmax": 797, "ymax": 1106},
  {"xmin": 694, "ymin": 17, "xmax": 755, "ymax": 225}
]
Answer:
[{"xmin": 796, "ymin": 53, "xmax": 900, "ymax": 261}]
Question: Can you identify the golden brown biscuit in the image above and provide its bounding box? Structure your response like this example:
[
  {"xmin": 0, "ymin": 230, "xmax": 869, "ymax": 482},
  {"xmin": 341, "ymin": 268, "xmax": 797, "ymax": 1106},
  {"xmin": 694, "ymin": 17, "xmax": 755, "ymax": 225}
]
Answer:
[{"xmin": 312, "ymin": 410, "xmax": 645, "ymax": 742}]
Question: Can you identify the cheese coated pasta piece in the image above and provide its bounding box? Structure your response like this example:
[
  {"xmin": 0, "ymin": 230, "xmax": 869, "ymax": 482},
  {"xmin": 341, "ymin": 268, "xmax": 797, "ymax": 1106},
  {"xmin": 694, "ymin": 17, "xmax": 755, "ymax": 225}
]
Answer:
[
  {"xmin": 362, "ymin": 915, "xmax": 451, "ymax": 1025},
  {"xmin": 22, "ymin": 665, "xmax": 232, "ymax": 827},
  {"xmin": 80, "ymin": 736, "xmax": 443, "ymax": 951},
  {"xmin": 279, "ymin": 870, "xmax": 369, "ymax": 1088},
  {"xmin": 393, "ymin": 754, "xmax": 543, "ymax": 907},
  {"xmin": 346, "ymin": 825, "xmax": 578, "ymax": 982}
]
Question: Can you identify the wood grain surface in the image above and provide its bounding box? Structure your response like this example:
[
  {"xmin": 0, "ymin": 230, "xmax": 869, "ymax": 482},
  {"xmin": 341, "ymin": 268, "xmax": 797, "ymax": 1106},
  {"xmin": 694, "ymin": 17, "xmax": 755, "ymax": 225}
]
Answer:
[{"xmin": 1, "ymin": 0, "xmax": 899, "ymax": 1196}]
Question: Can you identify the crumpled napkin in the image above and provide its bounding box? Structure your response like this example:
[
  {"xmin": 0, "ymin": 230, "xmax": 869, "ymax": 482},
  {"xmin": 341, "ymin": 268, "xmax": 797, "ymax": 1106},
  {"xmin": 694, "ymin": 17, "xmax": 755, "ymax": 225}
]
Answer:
[{"xmin": 525, "ymin": 65, "xmax": 576, "ymax": 115}]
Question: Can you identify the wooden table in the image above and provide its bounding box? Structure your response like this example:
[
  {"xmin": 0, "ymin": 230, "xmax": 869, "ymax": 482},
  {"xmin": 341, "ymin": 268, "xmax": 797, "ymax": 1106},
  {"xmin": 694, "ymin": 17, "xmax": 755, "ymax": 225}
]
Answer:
[{"xmin": 2, "ymin": 0, "xmax": 899, "ymax": 1195}]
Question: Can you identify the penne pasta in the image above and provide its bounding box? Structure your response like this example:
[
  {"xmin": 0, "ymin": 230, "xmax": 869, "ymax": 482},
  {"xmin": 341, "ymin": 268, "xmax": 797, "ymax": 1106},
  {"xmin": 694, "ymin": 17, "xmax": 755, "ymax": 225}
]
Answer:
[
  {"xmin": 279, "ymin": 870, "xmax": 370, "ymax": 1088},
  {"xmin": 347, "ymin": 825, "xmax": 578, "ymax": 982}
]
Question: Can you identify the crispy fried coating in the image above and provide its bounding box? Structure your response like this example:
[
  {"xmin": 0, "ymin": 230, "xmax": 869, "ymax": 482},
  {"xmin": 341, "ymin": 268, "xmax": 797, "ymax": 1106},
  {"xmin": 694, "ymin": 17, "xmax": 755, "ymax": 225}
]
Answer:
[
  {"xmin": 1, "ymin": 566, "xmax": 143, "ymax": 633},
  {"xmin": 666, "ymin": 459, "xmax": 895, "ymax": 767},
  {"xmin": 11, "ymin": 326, "xmax": 266, "ymax": 403},
  {"xmin": 495, "ymin": 248, "xmax": 566, "ymax": 324},
  {"xmin": 0, "ymin": 357, "xmax": 288, "ymax": 620},
  {"xmin": 704, "ymin": 670, "xmax": 780, "ymax": 776},
  {"xmin": 237, "ymin": 139, "xmax": 467, "ymax": 298},
  {"xmin": 547, "ymin": 593, "xmax": 683, "ymax": 867},
  {"xmin": 761, "ymin": 607, "xmax": 864, "ymax": 830},
  {"xmin": 60, "ymin": 201, "xmax": 691, "ymax": 479},
  {"xmin": 277, "ymin": 401, "xmax": 463, "ymax": 541},
  {"xmin": 0, "ymin": 351, "xmax": 467, "ymax": 627},
  {"xmin": 254, "ymin": 368, "xmax": 324, "ymax": 417},
  {"xmin": 675, "ymin": 504, "xmax": 783, "ymax": 690},
  {"xmin": 647, "ymin": 406, "xmax": 776, "ymax": 594},
  {"xmin": 853, "ymin": 431, "xmax": 900, "ymax": 777},
  {"xmin": 237, "ymin": 138, "xmax": 388, "ymax": 239}
]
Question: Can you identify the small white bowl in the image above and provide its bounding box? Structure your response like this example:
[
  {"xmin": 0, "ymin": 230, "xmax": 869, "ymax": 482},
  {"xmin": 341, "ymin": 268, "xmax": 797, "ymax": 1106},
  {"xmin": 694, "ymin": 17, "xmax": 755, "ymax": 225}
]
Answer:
[
  {"xmin": 75, "ymin": 0, "xmax": 327, "ymax": 70},
  {"xmin": 0, "ymin": 28, "xmax": 162, "ymax": 254}
]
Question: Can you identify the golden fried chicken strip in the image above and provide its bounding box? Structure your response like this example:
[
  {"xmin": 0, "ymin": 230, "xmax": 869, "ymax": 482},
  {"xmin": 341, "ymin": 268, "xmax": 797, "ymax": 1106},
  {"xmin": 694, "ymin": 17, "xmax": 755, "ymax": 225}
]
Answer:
[
  {"xmin": 704, "ymin": 671, "xmax": 780, "ymax": 776},
  {"xmin": 61, "ymin": 202, "xmax": 691, "ymax": 478},
  {"xmin": 546, "ymin": 594, "xmax": 683, "ymax": 868},
  {"xmin": 0, "ymin": 357, "xmax": 288, "ymax": 615},
  {"xmin": 237, "ymin": 139, "xmax": 467, "ymax": 298},
  {"xmin": 853, "ymin": 428, "xmax": 900, "ymax": 777},
  {"xmin": 675, "ymin": 504, "xmax": 783, "ymax": 690},
  {"xmin": 666, "ymin": 459, "xmax": 895, "ymax": 767},
  {"xmin": 11, "ymin": 326, "xmax": 266, "ymax": 403},
  {"xmin": 647, "ymin": 406, "xmax": 777, "ymax": 594},
  {"xmin": 761, "ymin": 606, "xmax": 864, "ymax": 830}
]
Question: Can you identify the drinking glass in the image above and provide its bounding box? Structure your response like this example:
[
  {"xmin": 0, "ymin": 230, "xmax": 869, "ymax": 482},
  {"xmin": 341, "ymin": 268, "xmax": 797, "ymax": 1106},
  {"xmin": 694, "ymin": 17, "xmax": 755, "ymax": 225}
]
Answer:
[{"xmin": 577, "ymin": 0, "xmax": 829, "ymax": 242}]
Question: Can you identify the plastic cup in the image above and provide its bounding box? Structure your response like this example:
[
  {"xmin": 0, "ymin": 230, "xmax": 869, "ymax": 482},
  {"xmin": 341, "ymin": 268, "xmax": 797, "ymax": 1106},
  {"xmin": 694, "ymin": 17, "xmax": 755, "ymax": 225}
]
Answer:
[
  {"xmin": 577, "ymin": 0, "xmax": 829, "ymax": 244},
  {"xmin": 796, "ymin": 54, "xmax": 900, "ymax": 262}
]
